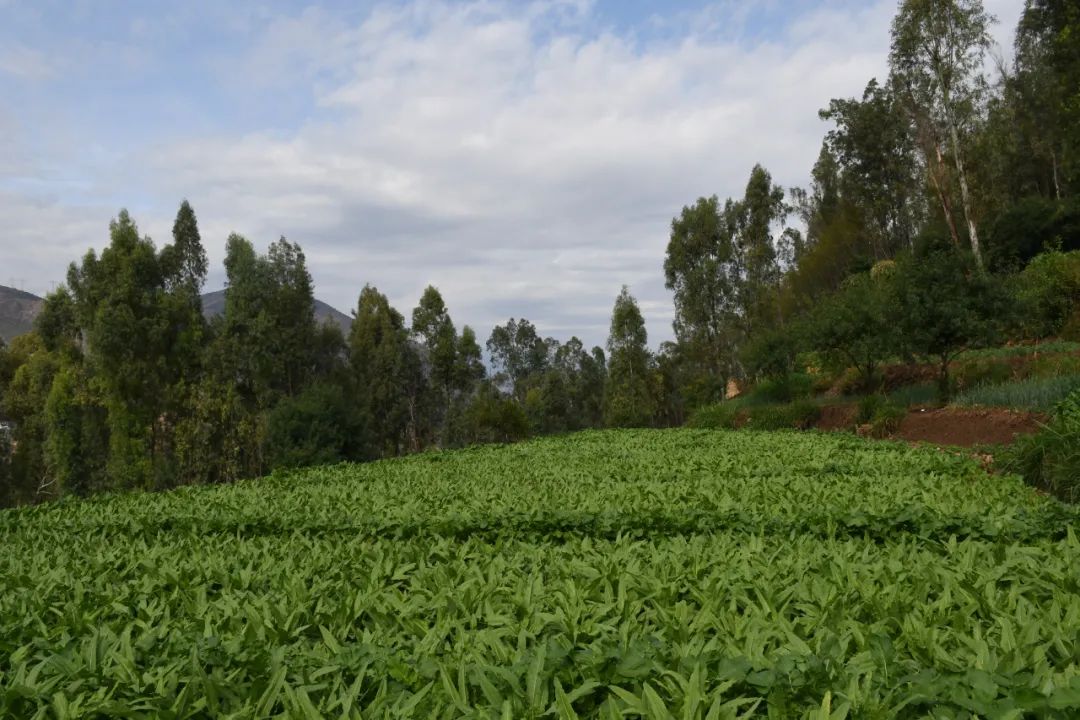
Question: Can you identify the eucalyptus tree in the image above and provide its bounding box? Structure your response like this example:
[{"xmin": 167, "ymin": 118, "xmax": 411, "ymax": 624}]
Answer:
[
  {"xmin": 604, "ymin": 286, "xmax": 655, "ymax": 428},
  {"xmin": 889, "ymin": 0, "xmax": 993, "ymax": 269}
]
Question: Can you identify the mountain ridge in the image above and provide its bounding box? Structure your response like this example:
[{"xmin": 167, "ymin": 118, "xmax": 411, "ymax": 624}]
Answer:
[{"xmin": 0, "ymin": 286, "xmax": 352, "ymax": 343}]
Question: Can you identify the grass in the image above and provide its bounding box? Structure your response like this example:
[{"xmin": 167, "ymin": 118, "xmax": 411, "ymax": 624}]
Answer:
[
  {"xmin": 955, "ymin": 340, "xmax": 1080, "ymax": 361},
  {"xmin": 952, "ymin": 374, "xmax": 1080, "ymax": 412}
]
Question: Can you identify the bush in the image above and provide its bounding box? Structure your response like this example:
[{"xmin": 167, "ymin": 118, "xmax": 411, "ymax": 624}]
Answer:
[
  {"xmin": 953, "ymin": 358, "xmax": 1014, "ymax": 392},
  {"xmin": 1000, "ymin": 389, "xmax": 1080, "ymax": 502},
  {"xmin": 264, "ymin": 383, "xmax": 363, "ymax": 469},
  {"xmin": 749, "ymin": 373, "xmax": 814, "ymax": 404},
  {"xmin": 869, "ymin": 403, "xmax": 908, "ymax": 438},
  {"xmin": 686, "ymin": 403, "xmax": 740, "ymax": 430},
  {"xmin": 463, "ymin": 386, "xmax": 531, "ymax": 444},
  {"xmin": 747, "ymin": 400, "xmax": 821, "ymax": 430},
  {"xmin": 1015, "ymin": 251, "xmax": 1080, "ymax": 339},
  {"xmin": 855, "ymin": 394, "xmax": 908, "ymax": 438},
  {"xmin": 985, "ymin": 196, "xmax": 1080, "ymax": 272},
  {"xmin": 989, "ymin": 195, "xmax": 1080, "ymax": 272}
]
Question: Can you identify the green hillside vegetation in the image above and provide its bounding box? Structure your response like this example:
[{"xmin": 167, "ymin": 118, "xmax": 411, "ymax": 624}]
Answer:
[{"xmin": 4, "ymin": 430, "xmax": 1080, "ymax": 717}]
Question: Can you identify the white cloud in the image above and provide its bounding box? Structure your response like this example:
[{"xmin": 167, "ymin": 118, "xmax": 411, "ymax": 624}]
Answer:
[
  {"xmin": 0, "ymin": 44, "xmax": 55, "ymax": 80},
  {"xmin": 2, "ymin": 0, "xmax": 1028, "ymax": 349}
]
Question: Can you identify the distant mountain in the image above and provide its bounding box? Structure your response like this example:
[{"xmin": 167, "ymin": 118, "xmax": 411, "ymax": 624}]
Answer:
[
  {"xmin": 200, "ymin": 289, "xmax": 353, "ymax": 334},
  {"xmin": 0, "ymin": 286, "xmax": 352, "ymax": 345},
  {"xmin": 0, "ymin": 286, "xmax": 43, "ymax": 344}
]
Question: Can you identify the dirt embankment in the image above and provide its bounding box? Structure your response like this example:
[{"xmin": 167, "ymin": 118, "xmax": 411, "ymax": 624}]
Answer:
[{"xmin": 817, "ymin": 404, "xmax": 1045, "ymax": 447}]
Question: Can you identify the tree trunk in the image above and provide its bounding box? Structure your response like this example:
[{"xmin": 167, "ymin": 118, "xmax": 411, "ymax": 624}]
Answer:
[
  {"xmin": 946, "ymin": 118, "xmax": 984, "ymax": 271},
  {"xmin": 928, "ymin": 144, "xmax": 963, "ymax": 249},
  {"xmin": 1052, "ymin": 150, "xmax": 1061, "ymax": 201}
]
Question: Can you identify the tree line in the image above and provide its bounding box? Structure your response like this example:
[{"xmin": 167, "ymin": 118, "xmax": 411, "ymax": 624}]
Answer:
[
  {"xmin": 0, "ymin": 204, "xmax": 667, "ymax": 505},
  {"xmin": 663, "ymin": 0, "xmax": 1080, "ymax": 407},
  {"xmin": 2, "ymin": 0, "xmax": 1079, "ymax": 506}
]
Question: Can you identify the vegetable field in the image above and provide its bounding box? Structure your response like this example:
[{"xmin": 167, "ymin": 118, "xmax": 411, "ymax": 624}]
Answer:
[{"xmin": 2, "ymin": 430, "xmax": 1080, "ymax": 718}]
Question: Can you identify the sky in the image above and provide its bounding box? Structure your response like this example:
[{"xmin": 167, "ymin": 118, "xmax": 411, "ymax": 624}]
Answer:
[{"xmin": 0, "ymin": 0, "xmax": 1024, "ymax": 350}]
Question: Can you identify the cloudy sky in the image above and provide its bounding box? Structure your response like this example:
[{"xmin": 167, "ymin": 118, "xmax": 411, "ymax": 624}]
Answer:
[{"xmin": 1, "ymin": 0, "xmax": 1023, "ymax": 349}]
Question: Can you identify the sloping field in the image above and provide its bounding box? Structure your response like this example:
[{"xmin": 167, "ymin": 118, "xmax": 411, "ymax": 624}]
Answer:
[{"xmin": 2, "ymin": 430, "xmax": 1079, "ymax": 717}]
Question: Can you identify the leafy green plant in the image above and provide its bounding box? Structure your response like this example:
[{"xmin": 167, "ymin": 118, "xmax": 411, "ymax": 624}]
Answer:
[
  {"xmin": 685, "ymin": 403, "xmax": 739, "ymax": 430},
  {"xmin": 1000, "ymin": 389, "xmax": 1080, "ymax": 502},
  {"xmin": 747, "ymin": 399, "xmax": 821, "ymax": 430},
  {"xmin": 748, "ymin": 373, "xmax": 814, "ymax": 404},
  {"xmin": 952, "ymin": 357, "xmax": 1014, "ymax": 392},
  {"xmin": 1014, "ymin": 250, "xmax": 1080, "ymax": 339},
  {"xmin": 1, "ymin": 429, "xmax": 1078, "ymax": 717}
]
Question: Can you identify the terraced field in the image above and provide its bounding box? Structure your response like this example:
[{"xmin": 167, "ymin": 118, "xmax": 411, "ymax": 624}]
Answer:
[{"xmin": 2, "ymin": 430, "xmax": 1079, "ymax": 717}]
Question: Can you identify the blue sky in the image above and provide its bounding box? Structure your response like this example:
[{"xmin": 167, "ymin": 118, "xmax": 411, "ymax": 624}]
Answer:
[{"xmin": 0, "ymin": 0, "xmax": 1024, "ymax": 348}]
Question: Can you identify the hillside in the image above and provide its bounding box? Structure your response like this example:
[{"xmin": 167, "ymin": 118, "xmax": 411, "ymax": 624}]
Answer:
[
  {"xmin": 200, "ymin": 289, "xmax": 352, "ymax": 334},
  {"xmin": 0, "ymin": 285, "xmax": 43, "ymax": 343},
  {"xmin": 0, "ymin": 286, "xmax": 352, "ymax": 343},
  {"xmin": 3, "ymin": 429, "xmax": 1079, "ymax": 715}
]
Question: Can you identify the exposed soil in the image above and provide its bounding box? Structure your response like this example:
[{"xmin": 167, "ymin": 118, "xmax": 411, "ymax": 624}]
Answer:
[
  {"xmin": 895, "ymin": 406, "xmax": 1045, "ymax": 447},
  {"xmin": 817, "ymin": 404, "xmax": 858, "ymax": 431},
  {"xmin": 814, "ymin": 403, "xmax": 1045, "ymax": 447}
]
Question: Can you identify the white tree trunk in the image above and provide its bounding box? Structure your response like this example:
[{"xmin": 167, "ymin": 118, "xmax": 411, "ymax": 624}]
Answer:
[{"xmin": 947, "ymin": 118, "xmax": 984, "ymax": 271}]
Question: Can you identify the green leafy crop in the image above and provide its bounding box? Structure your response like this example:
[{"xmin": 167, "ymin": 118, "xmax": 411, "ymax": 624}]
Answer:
[{"xmin": 2, "ymin": 429, "xmax": 1079, "ymax": 718}]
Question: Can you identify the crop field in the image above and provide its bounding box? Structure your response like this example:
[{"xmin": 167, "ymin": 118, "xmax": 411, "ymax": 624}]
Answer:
[{"xmin": 2, "ymin": 430, "xmax": 1080, "ymax": 718}]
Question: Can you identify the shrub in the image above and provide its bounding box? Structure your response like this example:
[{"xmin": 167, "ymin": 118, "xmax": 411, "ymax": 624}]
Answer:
[
  {"xmin": 1015, "ymin": 251, "xmax": 1080, "ymax": 339},
  {"xmin": 1000, "ymin": 389, "xmax": 1080, "ymax": 503},
  {"xmin": 869, "ymin": 403, "xmax": 908, "ymax": 438},
  {"xmin": 856, "ymin": 394, "xmax": 888, "ymax": 425},
  {"xmin": 985, "ymin": 196, "xmax": 1080, "ymax": 272},
  {"xmin": 686, "ymin": 403, "xmax": 739, "ymax": 430},
  {"xmin": 953, "ymin": 358, "xmax": 1014, "ymax": 392},
  {"xmin": 747, "ymin": 400, "xmax": 821, "ymax": 430},
  {"xmin": 855, "ymin": 395, "xmax": 908, "ymax": 438},
  {"xmin": 750, "ymin": 373, "xmax": 814, "ymax": 404}
]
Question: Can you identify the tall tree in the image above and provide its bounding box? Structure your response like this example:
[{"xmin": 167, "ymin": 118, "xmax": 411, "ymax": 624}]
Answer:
[
  {"xmin": 665, "ymin": 195, "xmax": 741, "ymax": 403},
  {"xmin": 890, "ymin": 0, "xmax": 993, "ymax": 268},
  {"xmin": 349, "ymin": 285, "xmax": 424, "ymax": 457},
  {"xmin": 820, "ymin": 79, "xmax": 924, "ymax": 258},
  {"xmin": 486, "ymin": 318, "xmax": 548, "ymax": 401},
  {"xmin": 604, "ymin": 287, "xmax": 655, "ymax": 428},
  {"xmin": 412, "ymin": 286, "xmax": 458, "ymax": 444},
  {"xmin": 736, "ymin": 165, "xmax": 788, "ymax": 332}
]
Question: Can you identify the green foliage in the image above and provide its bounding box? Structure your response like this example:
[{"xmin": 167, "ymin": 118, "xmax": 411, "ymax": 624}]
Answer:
[
  {"xmin": 819, "ymin": 79, "xmax": 922, "ymax": 259},
  {"xmin": 952, "ymin": 356, "xmax": 1015, "ymax": 392},
  {"xmin": 748, "ymin": 373, "xmax": 813, "ymax": 405},
  {"xmin": 486, "ymin": 318, "xmax": 548, "ymax": 401},
  {"xmin": 892, "ymin": 238, "xmax": 1010, "ymax": 401},
  {"xmin": 604, "ymin": 287, "xmax": 655, "ymax": 428},
  {"xmin": 4, "ymin": 430, "xmax": 1078, "ymax": 716},
  {"xmin": 264, "ymin": 383, "xmax": 364, "ymax": 469},
  {"xmin": 740, "ymin": 326, "xmax": 798, "ymax": 381},
  {"xmin": 349, "ymin": 285, "xmax": 425, "ymax": 457},
  {"xmin": 803, "ymin": 271, "xmax": 896, "ymax": 391},
  {"xmin": 986, "ymin": 198, "xmax": 1080, "ymax": 271},
  {"xmin": 886, "ymin": 381, "xmax": 939, "ymax": 407},
  {"xmin": 746, "ymin": 400, "xmax": 821, "ymax": 430},
  {"xmin": 1001, "ymin": 388, "xmax": 1080, "ymax": 502},
  {"xmin": 685, "ymin": 403, "xmax": 739, "ymax": 430},
  {"xmin": 953, "ymin": 374, "xmax": 1080, "ymax": 412},
  {"xmin": 461, "ymin": 383, "xmax": 531, "ymax": 444},
  {"xmin": 857, "ymin": 395, "xmax": 908, "ymax": 438},
  {"xmin": 1015, "ymin": 250, "xmax": 1080, "ymax": 339}
]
